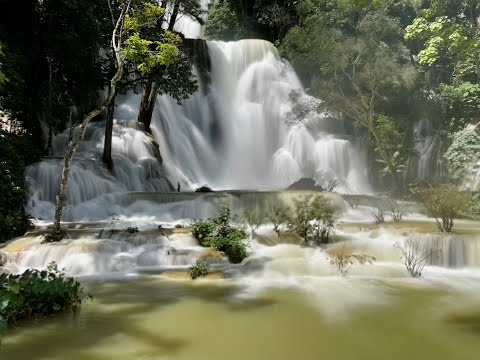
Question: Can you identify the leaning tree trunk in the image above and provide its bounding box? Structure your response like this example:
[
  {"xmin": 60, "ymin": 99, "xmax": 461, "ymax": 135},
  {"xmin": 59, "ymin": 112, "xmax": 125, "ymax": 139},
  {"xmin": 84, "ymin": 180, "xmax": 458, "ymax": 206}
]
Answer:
[
  {"xmin": 103, "ymin": 92, "xmax": 116, "ymax": 169},
  {"xmin": 137, "ymin": 81, "xmax": 160, "ymax": 133},
  {"xmin": 49, "ymin": 65, "xmax": 125, "ymax": 239}
]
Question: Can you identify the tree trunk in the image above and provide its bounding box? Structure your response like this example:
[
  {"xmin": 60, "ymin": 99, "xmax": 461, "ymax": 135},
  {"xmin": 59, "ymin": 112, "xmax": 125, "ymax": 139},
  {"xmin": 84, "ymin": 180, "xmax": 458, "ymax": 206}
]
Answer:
[
  {"xmin": 50, "ymin": 64, "xmax": 124, "ymax": 237},
  {"xmin": 137, "ymin": 81, "xmax": 160, "ymax": 133},
  {"xmin": 168, "ymin": 0, "xmax": 180, "ymax": 31},
  {"xmin": 103, "ymin": 92, "xmax": 116, "ymax": 169}
]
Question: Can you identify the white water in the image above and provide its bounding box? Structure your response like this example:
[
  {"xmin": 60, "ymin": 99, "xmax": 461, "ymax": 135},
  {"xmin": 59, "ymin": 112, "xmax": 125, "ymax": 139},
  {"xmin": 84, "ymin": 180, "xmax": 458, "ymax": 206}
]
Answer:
[
  {"xmin": 153, "ymin": 39, "xmax": 371, "ymax": 192},
  {"xmin": 26, "ymin": 38, "xmax": 371, "ymax": 221}
]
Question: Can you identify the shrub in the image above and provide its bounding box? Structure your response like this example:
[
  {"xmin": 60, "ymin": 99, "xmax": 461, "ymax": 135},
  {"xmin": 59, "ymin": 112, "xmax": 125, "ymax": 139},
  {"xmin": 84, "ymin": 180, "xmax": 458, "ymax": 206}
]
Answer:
[
  {"xmin": 42, "ymin": 226, "xmax": 67, "ymax": 243},
  {"xmin": 125, "ymin": 226, "xmax": 139, "ymax": 234},
  {"xmin": 396, "ymin": 235, "xmax": 438, "ymax": 277},
  {"xmin": 325, "ymin": 179, "xmax": 338, "ymax": 192},
  {"xmin": 195, "ymin": 185, "xmax": 213, "ymax": 192},
  {"xmin": 189, "ymin": 219, "xmax": 215, "ymax": 245},
  {"xmin": 187, "ymin": 260, "xmax": 210, "ymax": 280},
  {"xmin": 370, "ymin": 208, "xmax": 385, "ymax": 224},
  {"xmin": 266, "ymin": 206, "xmax": 289, "ymax": 236},
  {"xmin": 242, "ymin": 209, "xmax": 265, "ymax": 234},
  {"xmin": 345, "ymin": 195, "xmax": 360, "ymax": 209},
  {"xmin": 422, "ymin": 186, "xmax": 470, "ymax": 232},
  {"xmin": 0, "ymin": 262, "xmax": 89, "ymax": 327},
  {"xmin": 287, "ymin": 195, "xmax": 337, "ymax": 246},
  {"xmin": 189, "ymin": 204, "xmax": 249, "ymax": 264},
  {"xmin": 387, "ymin": 199, "xmax": 404, "ymax": 222}
]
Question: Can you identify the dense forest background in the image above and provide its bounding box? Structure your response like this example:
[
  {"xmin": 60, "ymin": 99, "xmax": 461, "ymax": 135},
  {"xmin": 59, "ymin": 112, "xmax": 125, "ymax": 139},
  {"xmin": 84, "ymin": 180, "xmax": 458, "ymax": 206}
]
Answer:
[{"xmin": 1, "ymin": 0, "xmax": 479, "ymax": 241}]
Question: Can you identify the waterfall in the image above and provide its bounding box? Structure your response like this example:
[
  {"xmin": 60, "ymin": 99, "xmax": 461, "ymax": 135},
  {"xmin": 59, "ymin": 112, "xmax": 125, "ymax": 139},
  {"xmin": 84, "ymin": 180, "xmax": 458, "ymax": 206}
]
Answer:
[
  {"xmin": 26, "ymin": 39, "xmax": 371, "ymax": 222},
  {"xmin": 152, "ymin": 39, "xmax": 371, "ymax": 192}
]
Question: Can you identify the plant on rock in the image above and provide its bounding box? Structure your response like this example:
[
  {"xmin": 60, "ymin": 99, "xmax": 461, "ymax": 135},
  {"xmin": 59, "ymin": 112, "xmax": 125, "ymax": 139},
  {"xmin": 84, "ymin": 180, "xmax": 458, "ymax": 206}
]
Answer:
[
  {"xmin": 189, "ymin": 204, "xmax": 248, "ymax": 264},
  {"xmin": 422, "ymin": 186, "xmax": 470, "ymax": 232},
  {"xmin": 187, "ymin": 260, "xmax": 210, "ymax": 280}
]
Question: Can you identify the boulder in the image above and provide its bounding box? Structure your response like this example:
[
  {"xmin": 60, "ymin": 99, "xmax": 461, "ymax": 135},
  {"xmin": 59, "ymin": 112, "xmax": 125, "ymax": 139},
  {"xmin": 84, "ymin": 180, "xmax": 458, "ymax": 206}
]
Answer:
[{"xmin": 286, "ymin": 178, "xmax": 324, "ymax": 191}]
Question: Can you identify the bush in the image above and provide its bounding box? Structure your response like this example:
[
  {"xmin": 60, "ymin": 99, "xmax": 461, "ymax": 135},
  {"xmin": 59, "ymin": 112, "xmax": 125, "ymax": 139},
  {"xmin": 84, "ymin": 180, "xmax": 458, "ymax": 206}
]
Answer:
[
  {"xmin": 189, "ymin": 220, "xmax": 215, "ymax": 245},
  {"xmin": 386, "ymin": 199, "xmax": 404, "ymax": 222},
  {"xmin": 422, "ymin": 186, "xmax": 470, "ymax": 232},
  {"xmin": 189, "ymin": 204, "xmax": 249, "ymax": 264},
  {"xmin": 0, "ymin": 262, "xmax": 89, "ymax": 327},
  {"xmin": 287, "ymin": 195, "xmax": 337, "ymax": 246},
  {"xmin": 195, "ymin": 185, "xmax": 213, "ymax": 192},
  {"xmin": 266, "ymin": 206, "xmax": 289, "ymax": 236},
  {"xmin": 396, "ymin": 236, "xmax": 438, "ymax": 277},
  {"xmin": 125, "ymin": 226, "xmax": 139, "ymax": 234},
  {"xmin": 370, "ymin": 208, "xmax": 385, "ymax": 224},
  {"xmin": 187, "ymin": 260, "xmax": 210, "ymax": 280}
]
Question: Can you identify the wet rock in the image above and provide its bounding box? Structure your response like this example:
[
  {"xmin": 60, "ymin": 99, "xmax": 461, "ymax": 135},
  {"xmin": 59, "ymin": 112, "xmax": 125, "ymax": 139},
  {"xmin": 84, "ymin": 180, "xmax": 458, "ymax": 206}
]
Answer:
[
  {"xmin": 0, "ymin": 251, "xmax": 10, "ymax": 266},
  {"xmin": 286, "ymin": 178, "xmax": 324, "ymax": 191},
  {"xmin": 197, "ymin": 249, "xmax": 227, "ymax": 264}
]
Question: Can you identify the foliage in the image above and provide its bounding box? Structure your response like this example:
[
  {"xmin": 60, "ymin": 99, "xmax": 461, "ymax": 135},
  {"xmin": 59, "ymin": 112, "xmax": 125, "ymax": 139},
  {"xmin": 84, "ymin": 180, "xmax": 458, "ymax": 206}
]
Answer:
[
  {"xmin": 189, "ymin": 220, "xmax": 216, "ymax": 246},
  {"xmin": 0, "ymin": 262, "xmax": 89, "ymax": 327},
  {"xmin": 445, "ymin": 127, "xmax": 480, "ymax": 184},
  {"xmin": 187, "ymin": 260, "xmax": 210, "ymax": 279},
  {"xmin": 287, "ymin": 195, "xmax": 337, "ymax": 246},
  {"xmin": 189, "ymin": 204, "xmax": 248, "ymax": 264},
  {"xmin": 396, "ymin": 235, "xmax": 437, "ymax": 277},
  {"xmin": 126, "ymin": 226, "xmax": 139, "ymax": 234},
  {"xmin": 242, "ymin": 209, "xmax": 265, "ymax": 234},
  {"xmin": 0, "ymin": 132, "xmax": 38, "ymax": 242},
  {"xmin": 422, "ymin": 186, "xmax": 470, "ymax": 232},
  {"xmin": 195, "ymin": 185, "xmax": 213, "ymax": 192},
  {"xmin": 329, "ymin": 245, "xmax": 375, "ymax": 276},
  {"xmin": 437, "ymin": 83, "xmax": 480, "ymax": 132},
  {"xmin": 205, "ymin": 0, "xmax": 245, "ymax": 41},
  {"xmin": 463, "ymin": 194, "xmax": 480, "ymax": 220},
  {"xmin": 266, "ymin": 206, "xmax": 290, "ymax": 236}
]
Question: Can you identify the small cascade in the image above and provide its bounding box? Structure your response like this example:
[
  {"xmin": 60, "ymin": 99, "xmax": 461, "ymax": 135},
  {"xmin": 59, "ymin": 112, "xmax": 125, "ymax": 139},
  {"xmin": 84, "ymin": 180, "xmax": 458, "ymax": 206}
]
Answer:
[{"xmin": 407, "ymin": 118, "xmax": 446, "ymax": 181}]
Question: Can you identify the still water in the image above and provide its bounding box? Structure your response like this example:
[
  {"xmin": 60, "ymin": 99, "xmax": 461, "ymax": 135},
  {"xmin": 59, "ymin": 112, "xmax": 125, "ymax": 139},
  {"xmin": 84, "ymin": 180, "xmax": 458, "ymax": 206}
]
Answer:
[{"xmin": 2, "ymin": 275, "xmax": 480, "ymax": 360}]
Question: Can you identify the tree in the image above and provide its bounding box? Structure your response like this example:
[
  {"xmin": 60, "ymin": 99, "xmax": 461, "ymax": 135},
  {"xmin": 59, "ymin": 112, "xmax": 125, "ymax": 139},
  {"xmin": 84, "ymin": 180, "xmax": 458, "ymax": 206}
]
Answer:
[
  {"xmin": 396, "ymin": 235, "xmax": 437, "ymax": 277},
  {"xmin": 45, "ymin": 0, "xmax": 182, "ymax": 242},
  {"xmin": 282, "ymin": 2, "xmax": 419, "ymax": 192}
]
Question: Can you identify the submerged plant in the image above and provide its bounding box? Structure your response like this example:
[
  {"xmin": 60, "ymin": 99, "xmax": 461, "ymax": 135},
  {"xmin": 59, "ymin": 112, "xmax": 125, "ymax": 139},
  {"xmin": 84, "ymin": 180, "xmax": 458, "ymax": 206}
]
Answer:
[
  {"xmin": 370, "ymin": 208, "xmax": 385, "ymax": 224},
  {"xmin": 329, "ymin": 244, "xmax": 375, "ymax": 276}
]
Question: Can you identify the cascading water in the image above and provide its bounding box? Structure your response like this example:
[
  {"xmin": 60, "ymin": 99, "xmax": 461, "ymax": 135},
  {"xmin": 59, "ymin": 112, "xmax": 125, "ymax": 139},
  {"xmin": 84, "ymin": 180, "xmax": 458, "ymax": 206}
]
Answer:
[{"xmin": 153, "ymin": 39, "xmax": 371, "ymax": 192}]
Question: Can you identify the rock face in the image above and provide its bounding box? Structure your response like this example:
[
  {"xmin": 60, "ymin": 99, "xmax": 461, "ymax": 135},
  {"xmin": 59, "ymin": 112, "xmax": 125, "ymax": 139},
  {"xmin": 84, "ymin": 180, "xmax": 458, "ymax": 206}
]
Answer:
[{"xmin": 286, "ymin": 178, "xmax": 324, "ymax": 191}]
